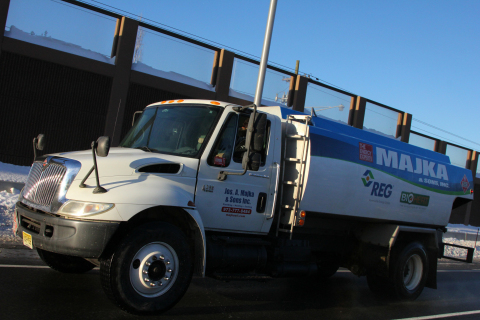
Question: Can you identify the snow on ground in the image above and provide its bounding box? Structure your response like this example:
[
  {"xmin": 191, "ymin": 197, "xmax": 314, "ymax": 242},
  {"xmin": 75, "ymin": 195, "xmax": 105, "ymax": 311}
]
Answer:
[
  {"xmin": 443, "ymin": 238, "xmax": 480, "ymax": 260},
  {"xmin": 0, "ymin": 190, "xmax": 20, "ymax": 245},
  {"xmin": 0, "ymin": 162, "xmax": 30, "ymax": 183},
  {"xmin": 0, "ymin": 161, "xmax": 478, "ymax": 260}
]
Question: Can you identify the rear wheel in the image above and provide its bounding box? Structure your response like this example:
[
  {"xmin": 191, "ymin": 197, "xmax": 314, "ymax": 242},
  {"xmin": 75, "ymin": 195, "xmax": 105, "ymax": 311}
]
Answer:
[
  {"xmin": 100, "ymin": 222, "xmax": 193, "ymax": 315},
  {"xmin": 367, "ymin": 242, "xmax": 428, "ymax": 301},
  {"xmin": 37, "ymin": 248, "xmax": 95, "ymax": 273},
  {"xmin": 391, "ymin": 242, "xmax": 428, "ymax": 300}
]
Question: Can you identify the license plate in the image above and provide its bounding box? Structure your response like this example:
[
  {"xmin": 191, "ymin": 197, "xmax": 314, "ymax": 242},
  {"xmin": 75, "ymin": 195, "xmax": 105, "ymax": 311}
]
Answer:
[{"xmin": 22, "ymin": 231, "xmax": 33, "ymax": 249}]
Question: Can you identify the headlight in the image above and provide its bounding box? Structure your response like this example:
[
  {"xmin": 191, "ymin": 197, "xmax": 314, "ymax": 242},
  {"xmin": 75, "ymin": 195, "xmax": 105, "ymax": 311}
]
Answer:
[{"xmin": 58, "ymin": 200, "xmax": 114, "ymax": 217}]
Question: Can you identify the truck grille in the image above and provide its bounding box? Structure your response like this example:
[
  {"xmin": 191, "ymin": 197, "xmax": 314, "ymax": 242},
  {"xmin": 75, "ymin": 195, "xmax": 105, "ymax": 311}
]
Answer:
[{"xmin": 23, "ymin": 162, "xmax": 66, "ymax": 206}]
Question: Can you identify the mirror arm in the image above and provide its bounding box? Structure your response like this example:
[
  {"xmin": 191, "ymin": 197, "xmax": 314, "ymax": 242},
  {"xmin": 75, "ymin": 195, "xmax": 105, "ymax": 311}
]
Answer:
[
  {"xmin": 32, "ymin": 137, "xmax": 38, "ymax": 163},
  {"xmin": 91, "ymin": 141, "xmax": 107, "ymax": 194},
  {"xmin": 79, "ymin": 166, "xmax": 94, "ymax": 188},
  {"xmin": 218, "ymin": 104, "xmax": 257, "ymax": 181}
]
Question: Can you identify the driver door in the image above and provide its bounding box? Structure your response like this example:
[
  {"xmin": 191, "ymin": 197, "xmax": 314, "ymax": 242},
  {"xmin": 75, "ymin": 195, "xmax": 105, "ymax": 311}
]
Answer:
[{"xmin": 195, "ymin": 109, "xmax": 279, "ymax": 233}]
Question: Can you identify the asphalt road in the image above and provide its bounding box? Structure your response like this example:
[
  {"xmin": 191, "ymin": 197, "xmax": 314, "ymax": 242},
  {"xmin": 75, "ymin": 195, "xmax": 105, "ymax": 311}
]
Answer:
[{"xmin": 1, "ymin": 246, "xmax": 480, "ymax": 320}]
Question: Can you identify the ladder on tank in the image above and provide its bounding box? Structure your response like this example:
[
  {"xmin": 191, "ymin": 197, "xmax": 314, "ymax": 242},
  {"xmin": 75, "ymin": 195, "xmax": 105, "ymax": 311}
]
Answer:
[{"xmin": 276, "ymin": 114, "xmax": 311, "ymax": 238}]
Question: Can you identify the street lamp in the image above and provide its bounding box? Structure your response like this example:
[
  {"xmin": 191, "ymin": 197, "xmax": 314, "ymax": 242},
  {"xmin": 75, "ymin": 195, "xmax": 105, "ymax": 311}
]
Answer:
[{"xmin": 309, "ymin": 104, "xmax": 345, "ymax": 117}]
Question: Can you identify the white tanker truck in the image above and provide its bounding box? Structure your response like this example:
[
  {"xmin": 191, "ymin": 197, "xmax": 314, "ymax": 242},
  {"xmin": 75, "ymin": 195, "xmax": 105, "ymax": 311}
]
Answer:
[{"xmin": 14, "ymin": 99, "xmax": 475, "ymax": 315}]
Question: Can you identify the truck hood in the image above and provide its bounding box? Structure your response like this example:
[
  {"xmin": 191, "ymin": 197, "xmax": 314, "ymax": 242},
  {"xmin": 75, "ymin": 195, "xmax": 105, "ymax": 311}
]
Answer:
[{"xmin": 54, "ymin": 147, "xmax": 199, "ymax": 180}]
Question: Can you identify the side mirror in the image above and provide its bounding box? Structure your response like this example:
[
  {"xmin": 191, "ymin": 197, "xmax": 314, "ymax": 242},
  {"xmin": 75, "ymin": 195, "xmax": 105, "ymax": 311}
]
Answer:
[
  {"xmin": 132, "ymin": 111, "xmax": 143, "ymax": 127},
  {"xmin": 35, "ymin": 134, "xmax": 45, "ymax": 150},
  {"xmin": 32, "ymin": 134, "xmax": 46, "ymax": 163},
  {"xmin": 242, "ymin": 152, "xmax": 261, "ymax": 171},
  {"xmin": 242, "ymin": 112, "xmax": 267, "ymax": 171},
  {"xmin": 96, "ymin": 136, "xmax": 110, "ymax": 157}
]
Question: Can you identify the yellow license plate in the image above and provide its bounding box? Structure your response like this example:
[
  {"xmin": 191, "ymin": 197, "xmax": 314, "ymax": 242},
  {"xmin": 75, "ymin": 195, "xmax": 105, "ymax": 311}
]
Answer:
[{"xmin": 22, "ymin": 231, "xmax": 33, "ymax": 249}]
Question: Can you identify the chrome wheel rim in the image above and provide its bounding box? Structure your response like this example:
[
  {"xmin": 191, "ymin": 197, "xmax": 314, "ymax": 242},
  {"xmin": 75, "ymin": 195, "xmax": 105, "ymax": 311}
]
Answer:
[
  {"xmin": 130, "ymin": 242, "xmax": 179, "ymax": 297},
  {"xmin": 403, "ymin": 254, "xmax": 423, "ymax": 291}
]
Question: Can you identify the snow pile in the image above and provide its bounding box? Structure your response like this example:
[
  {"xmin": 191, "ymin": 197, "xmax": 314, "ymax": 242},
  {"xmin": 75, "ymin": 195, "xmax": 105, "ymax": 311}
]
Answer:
[
  {"xmin": 443, "ymin": 238, "xmax": 480, "ymax": 260},
  {"xmin": 0, "ymin": 190, "xmax": 20, "ymax": 244},
  {"xmin": 4, "ymin": 26, "xmax": 115, "ymax": 64},
  {"xmin": 0, "ymin": 162, "xmax": 30, "ymax": 183},
  {"xmin": 447, "ymin": 224, "xmax": 480, "ymax": 235},
  {"xmin": 132, "ymin": 62, "xmax": 215, "ymax": 92},
  {"xmin": 228, "ymin": 88, "xmax": 281, "ymax": 106}
]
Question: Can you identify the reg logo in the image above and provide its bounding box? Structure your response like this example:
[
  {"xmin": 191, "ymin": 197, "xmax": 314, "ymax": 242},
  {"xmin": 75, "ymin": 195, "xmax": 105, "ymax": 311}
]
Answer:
[{"xmin": 361, "ymin": 170, "xmax": 393, "ymax": 198}]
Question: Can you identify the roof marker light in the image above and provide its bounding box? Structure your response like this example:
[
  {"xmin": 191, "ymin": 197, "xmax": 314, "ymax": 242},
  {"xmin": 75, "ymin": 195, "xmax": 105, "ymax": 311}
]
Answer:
[
  {"xmin": 161, "ymin": 101, "xmax": 167, "ymax": 104},
  {"xmin": 210, "ymin": 101, "xmax": 220, "ymax": 105},
  {"xmin": 168, "ymin": 100, "xmax": 175, "ymax": 103},
  {"xmin": 177, "ymin": 99, "xmax": 184, "ymax": 103}
]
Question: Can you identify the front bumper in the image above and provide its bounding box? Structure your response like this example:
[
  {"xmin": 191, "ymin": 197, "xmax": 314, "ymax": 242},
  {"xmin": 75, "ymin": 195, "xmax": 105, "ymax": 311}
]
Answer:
[{"xmin": 15, "ymin": 201, "xmax": 120, "ymax": 258}]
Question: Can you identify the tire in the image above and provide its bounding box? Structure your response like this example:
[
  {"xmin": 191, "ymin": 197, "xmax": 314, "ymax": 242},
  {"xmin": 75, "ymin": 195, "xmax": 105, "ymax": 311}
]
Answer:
[
  {"xmin": 100, "ymin": 222, "xmax": 193, "ymax": 315},
  {"xmin": 37, "ymin": 248, "xmax": 95, "ymax": 273},
  {"xmin": 391, "ymin": 242, "xmax": 428, "ymax": 300},
  {"xmin": 366, "ymin": 242, "xmax": 428, "ymax": 301}
]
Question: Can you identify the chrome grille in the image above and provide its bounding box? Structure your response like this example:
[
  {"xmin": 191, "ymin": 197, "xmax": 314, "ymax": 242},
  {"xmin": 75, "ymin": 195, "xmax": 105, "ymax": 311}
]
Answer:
[{"xmin": 23, "ymin": 162, "xmax": 66, "ymax": 206}]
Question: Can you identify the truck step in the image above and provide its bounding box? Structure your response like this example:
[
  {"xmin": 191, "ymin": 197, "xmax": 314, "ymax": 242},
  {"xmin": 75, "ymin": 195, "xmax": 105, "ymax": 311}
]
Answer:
[
  {"xmin": 211, "ymin": 273, "xmax": 272, "ymax": 281},
  {"xmin": 282, "ymin": 204, "xmax": 294, "ymax": 209},
  {"xmin": 285, "ymin": 158, "xmax": 301, "ymax": 162},
  {"xmin": 278, "ymin": 228, "xmax": 293, "ymax": 233},
  {"xmin": 286, "ymin": 134, "xmax": 305, "ymax": 139}
]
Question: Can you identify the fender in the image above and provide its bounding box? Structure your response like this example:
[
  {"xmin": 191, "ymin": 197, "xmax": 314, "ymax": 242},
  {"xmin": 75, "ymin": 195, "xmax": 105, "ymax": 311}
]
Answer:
[{"xmin": 184, "ymin": 208, "xmax": 207, "ymax": 277}]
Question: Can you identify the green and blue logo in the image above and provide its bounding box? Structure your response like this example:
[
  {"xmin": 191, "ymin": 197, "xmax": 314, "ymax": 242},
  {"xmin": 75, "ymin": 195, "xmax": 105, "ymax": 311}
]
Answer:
[{"xmin": 361, "ymin": 170, "xmax": 374, "ymax": 187}]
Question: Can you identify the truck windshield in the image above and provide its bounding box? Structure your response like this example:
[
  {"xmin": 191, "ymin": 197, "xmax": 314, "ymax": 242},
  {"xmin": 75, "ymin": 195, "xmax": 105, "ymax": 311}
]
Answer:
[{"xmin": 119, "ymin": 104, "xmax": 222, "ymax": 158}]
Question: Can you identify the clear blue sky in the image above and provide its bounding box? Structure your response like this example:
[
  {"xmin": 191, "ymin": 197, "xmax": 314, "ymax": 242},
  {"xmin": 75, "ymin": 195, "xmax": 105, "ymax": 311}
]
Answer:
[{"xmin": 5, "ymin": 0, "xmax": 480, "ymax": 154}]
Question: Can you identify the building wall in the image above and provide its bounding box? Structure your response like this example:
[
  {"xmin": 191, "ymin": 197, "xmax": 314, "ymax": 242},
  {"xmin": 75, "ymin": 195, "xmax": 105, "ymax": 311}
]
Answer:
[{"xmin": 0, "ymin": 52, "xmax": 112, "ymax": 165}]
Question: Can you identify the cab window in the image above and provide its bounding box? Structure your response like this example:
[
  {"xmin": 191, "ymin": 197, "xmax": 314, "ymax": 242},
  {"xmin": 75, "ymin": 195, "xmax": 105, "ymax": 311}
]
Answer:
[{"xmin": 208, "ymin": 114, "xmax": 237, "ymax": 167}]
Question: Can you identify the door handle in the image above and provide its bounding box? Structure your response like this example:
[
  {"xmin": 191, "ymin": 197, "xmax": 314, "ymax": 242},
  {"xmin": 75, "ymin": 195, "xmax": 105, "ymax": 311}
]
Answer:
[{"xmin": 256, "ymin": 192, "xmax": 267, "ymax": 213}]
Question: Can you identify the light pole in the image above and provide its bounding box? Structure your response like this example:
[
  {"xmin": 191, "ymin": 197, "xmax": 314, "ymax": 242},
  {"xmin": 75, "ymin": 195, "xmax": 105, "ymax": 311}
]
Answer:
[{"xmin": 254, "ymin": 0, "xmax": 278, "ymax": 107}]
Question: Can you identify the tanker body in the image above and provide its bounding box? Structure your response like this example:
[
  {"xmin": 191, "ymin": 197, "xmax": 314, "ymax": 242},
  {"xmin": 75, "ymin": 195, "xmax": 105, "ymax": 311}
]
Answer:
[{"xmin": 15, "ymin": 100, "xmax": 475, "ymax": 315}]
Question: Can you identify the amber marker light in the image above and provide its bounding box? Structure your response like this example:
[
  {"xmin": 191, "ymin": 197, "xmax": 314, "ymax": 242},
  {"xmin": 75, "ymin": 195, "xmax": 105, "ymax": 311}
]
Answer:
[
  {"xmin": 177, "ymin": 99, "xmax": 184, "ymax": 103},
  {"xmin": 298, "ymin": 219, "xmax": 305, "ymax": 226},
  {"xmin": 160, "ymin": 101, "xmax": 167, "ymax": 104},
  {"xmin": 210, "ymin": 101, "xmax": 221, "ymax": 105},
  {"xmin": 187, "ymin": 201, "xmax": 195, "ymax": 207},
  {"xmin": 168, "ymin": 100, "xmax": 175, "ymax": 103},
  {"xmin": 300, "ymin": 210, "xmax": 306, "ymax": 218}
]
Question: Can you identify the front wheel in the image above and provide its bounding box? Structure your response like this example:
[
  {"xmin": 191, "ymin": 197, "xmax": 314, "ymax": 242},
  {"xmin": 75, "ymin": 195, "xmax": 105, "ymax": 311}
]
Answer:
[{"xmin": 100, "ymin": 222, "xmax": 193, "ymax": 315}]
